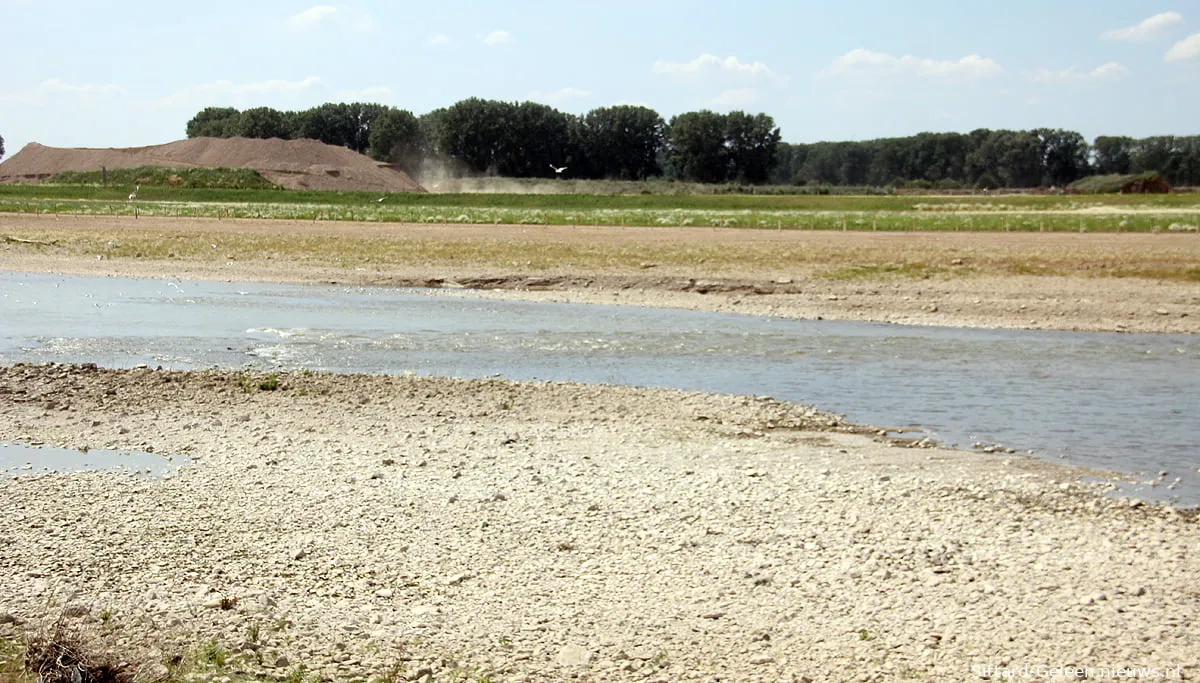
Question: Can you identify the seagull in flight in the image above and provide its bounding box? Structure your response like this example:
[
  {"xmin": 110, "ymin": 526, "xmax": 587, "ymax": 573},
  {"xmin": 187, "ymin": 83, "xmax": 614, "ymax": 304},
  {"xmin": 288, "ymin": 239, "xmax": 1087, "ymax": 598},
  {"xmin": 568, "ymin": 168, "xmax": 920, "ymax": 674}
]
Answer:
[
  {"xmin": 128, "ymin": 185, "xmax": 139, "ymax": 201},
  {"xmin": 550, "ymin": 164, "xmax": 567, "ymax": 177},
  {"xmin": 377, "ymin": 196, "xmax": 386, "ymax": 202}
]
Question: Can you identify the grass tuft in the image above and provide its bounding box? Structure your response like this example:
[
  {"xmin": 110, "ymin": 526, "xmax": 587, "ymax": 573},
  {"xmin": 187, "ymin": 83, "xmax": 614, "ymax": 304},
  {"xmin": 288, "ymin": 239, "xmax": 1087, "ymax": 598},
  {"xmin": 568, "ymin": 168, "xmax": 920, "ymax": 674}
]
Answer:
[{"xmin": 20, "ymin": 619, "xmax": 134, "ymax": 683}]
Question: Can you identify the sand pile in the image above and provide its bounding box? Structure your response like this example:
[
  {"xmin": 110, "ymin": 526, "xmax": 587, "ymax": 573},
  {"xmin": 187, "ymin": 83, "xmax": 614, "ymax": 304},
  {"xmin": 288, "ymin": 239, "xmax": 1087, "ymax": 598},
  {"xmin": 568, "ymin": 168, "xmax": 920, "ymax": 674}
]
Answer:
[{"xmin": 0, "ymin": 137, "xmax": 425, "ymax": 192}]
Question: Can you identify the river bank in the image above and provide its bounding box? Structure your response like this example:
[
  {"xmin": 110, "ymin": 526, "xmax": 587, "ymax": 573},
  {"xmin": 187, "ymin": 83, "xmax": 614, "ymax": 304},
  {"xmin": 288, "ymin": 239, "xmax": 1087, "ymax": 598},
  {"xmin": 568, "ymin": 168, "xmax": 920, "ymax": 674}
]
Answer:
[
  {"xmin": 1, "ymin": 213, "xmax": 1197, "ymax": 334},
  {"xmin": 0, "ymin": 364, "xmax": 1197, "ymax": 681}
]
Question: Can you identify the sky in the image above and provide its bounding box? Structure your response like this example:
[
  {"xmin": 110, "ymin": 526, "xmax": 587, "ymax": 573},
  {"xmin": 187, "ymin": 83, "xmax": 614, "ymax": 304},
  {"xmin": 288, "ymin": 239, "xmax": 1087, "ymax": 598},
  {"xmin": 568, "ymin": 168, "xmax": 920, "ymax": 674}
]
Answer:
[{"xmin": 1, "ymin": 0, "xmax": 1198, "ymax": 156}]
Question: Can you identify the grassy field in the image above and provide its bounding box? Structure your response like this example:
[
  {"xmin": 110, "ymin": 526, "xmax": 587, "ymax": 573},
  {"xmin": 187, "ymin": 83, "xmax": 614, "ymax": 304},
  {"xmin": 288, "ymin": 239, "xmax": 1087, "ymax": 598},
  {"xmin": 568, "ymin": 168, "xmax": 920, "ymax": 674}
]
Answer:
[{"xmin": 1, "ymin": 184, "xmax": 1199, "ymax": 233}]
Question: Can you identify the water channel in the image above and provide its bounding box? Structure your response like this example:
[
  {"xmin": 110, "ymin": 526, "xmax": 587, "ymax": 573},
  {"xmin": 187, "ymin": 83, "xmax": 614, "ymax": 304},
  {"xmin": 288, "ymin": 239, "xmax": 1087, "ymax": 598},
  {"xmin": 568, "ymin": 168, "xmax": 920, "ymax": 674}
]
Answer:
[{"xmin": 1, "ymin": 271, "xmax": 1197, "ymax": 505}]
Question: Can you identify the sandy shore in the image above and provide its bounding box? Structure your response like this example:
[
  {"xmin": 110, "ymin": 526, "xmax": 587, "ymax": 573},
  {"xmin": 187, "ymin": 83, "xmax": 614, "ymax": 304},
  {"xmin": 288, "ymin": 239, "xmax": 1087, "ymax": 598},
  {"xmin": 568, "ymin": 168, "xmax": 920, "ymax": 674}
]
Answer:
[
  {"xmin": 1, "ymin": 365, "xmax": 1197, "ymax": 682},
  {"xmin": 1, "ymin": 213, "xmax": 1198, "ymax": 334}
]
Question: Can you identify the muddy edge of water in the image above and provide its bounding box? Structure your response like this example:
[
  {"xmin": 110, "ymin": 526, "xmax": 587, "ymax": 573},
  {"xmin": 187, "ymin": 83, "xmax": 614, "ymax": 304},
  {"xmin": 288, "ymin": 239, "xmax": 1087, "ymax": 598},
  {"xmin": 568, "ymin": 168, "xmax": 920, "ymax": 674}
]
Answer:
[
  {"xmin": 1, "ymin": 363, "xmax": 1197, "ymax": 682},
  {"xmin": 1, "ymin": 214, "xmax": 1197, "ymax": 334}
]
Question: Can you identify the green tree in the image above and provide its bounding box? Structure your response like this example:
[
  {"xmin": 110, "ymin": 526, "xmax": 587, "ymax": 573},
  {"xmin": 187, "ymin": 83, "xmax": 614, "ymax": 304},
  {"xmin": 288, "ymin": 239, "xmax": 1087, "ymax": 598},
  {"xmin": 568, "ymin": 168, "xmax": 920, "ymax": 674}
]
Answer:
[
  {"xmin": 368, "ymin": 108, "xmax": 424, "ymax": 172},
  {"xmin": 427, "ymin": 98, "xmax": 511, "ymax": 173},
  {"xmin": 796, "ymin": 142, "xmax": 842, "ymax": 185},
  {"xmin": 293, "ymin": 103, "xmax": 358, "ymax": 150},
  {"xmin": 495, "ymin": 101, "xmax": 571, "ymax": 177},
  {"xmin": 186, "ymin": 107, "xmax": 240, "ymax": 138},
  {"xmin": 346, "ymin": 102, "xmax": 390, "ymax": 154},
  {"xmin": 1036, "ymin": 128, "xmax": 1090, "ymax": 186},
  {"xmin": 966, "ymin": 130, "xmax": 1043, "ymax": 188},
  {"xmin": 724, "ymin": 111, "xmax": 781, "ymax": 184},
  {"xmin": 235, "ymin": 107, "xmax": 291, "ymax": 139},
  {"xmin": 667, "ymin": 111, "xmax": 730, "ymax": 183},
  {"xmin": 1092, "ymin": 136, "xmax": 1133, "ymax": 175},
  {"xmin": 1130, "ymin": 136, "xmax": 1181, "ymax": 180},
  {"xmin": 582, "ymin": 105, "xmax": 665, "ymax": 180},
  {"xmin": 838, "ymin": 143, "xmax": 872, "ymax": 186},
  {"xmin": 0, "ymin": 133, "xmax": 5, "ymax": 161}
]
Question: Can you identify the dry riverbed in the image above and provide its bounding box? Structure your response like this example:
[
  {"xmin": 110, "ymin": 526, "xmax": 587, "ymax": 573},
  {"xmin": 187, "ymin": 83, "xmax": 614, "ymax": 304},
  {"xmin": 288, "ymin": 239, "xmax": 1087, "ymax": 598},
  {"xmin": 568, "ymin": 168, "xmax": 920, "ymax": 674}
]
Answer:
[
  {"xmin": 1, "ymin": 214, "xmax": 1199, "ymax": 681},
  {"xmin": 1, "ymin": 365, "xmax": 1197, "ymax": 682}
]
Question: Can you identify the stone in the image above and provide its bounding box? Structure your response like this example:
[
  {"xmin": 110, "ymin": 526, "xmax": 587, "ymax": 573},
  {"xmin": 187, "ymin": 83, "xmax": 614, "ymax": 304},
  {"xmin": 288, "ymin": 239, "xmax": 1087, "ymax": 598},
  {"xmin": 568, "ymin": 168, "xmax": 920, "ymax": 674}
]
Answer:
[
  {"xmin": 626, "ymin": 647, "xmax": 655, "ymax": 661},
  {"xmin": 555, "ymin": 644, "xmax": 593, "ymax": 667}
]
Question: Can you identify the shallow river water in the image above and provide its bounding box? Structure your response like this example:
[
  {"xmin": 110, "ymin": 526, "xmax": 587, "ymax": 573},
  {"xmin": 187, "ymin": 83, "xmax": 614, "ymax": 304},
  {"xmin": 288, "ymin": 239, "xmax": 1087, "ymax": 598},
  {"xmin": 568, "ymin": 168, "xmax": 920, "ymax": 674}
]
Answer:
[{"xmin": 1, "ymin": 271, "xmax": 1197, "ymax": 505}]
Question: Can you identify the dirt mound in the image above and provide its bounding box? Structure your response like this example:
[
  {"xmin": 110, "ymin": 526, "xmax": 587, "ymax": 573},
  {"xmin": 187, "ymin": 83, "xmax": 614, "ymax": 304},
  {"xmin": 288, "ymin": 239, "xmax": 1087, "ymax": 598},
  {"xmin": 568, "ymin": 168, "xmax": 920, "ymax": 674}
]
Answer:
[{"xmin": 0, "ymin": 137, "xmax": 425, "ymax": 192}]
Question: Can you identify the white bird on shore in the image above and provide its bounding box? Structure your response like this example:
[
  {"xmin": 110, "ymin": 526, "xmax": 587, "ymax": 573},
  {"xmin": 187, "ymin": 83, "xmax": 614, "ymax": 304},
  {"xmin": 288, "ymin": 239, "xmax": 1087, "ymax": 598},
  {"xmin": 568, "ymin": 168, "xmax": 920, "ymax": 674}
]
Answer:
[
  {"xmin": 128, "ymin": 185, "xmax": 139, "ymax": 201},
  {"xmin": 550, "ymin": 164, "xmax": 567, "ymax": 176}
]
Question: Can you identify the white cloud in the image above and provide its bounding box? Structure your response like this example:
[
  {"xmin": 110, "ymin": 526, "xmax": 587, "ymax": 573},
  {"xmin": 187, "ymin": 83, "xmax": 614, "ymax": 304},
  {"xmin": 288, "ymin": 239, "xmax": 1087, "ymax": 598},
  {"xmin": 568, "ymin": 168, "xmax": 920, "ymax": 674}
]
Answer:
[
  {"xmin": 483, "ymin": 30, "xmax": 511, "ymax": 46},
  {"xmin": 1165, "ymin": 32, "xmax": 1200, "ymax": 61},
  {"xmin": 37, "ymin": 78, "xmax": 126, "ymax": 96},
  {"xmin": 157, "ymin": 76, "xmax": 324, "ymax": 107},
  {"xmin": 706, "ymin": 88, "xmax": 758, "ymax": 109},
  {"xmin": 288, "ymin": 5, "xmax": 338, "ymax": 29},
  {"xmin": 286, "ymin": 5, "xmax": 375, "ymax": 33},
  {"xmin": 823, "ymin": 49, "xmax": 1003, "ymax": 81},
  {"xmin": 427, "ymin": 33, "xmax": 453, "ymax": 46},
  {"xmin": 1025, "ymin": 61, "xmax": 1130, "ymax": 83},
  {"xmin": 1101, "ymin": 11, "xmax": 1183, "ymax": 41},
  {"xmin": 653, "ymin": 54, "xmax": 785, "ymax": 83}
]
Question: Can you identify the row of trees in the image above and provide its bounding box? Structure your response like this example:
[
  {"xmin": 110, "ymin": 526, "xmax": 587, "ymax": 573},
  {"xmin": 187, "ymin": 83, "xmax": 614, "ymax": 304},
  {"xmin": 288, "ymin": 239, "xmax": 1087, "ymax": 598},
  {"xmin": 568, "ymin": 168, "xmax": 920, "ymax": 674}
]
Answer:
[
  {"xmin": 185, "ymin": 101, "xmax": 780, "ymax": 183},
  {"xmin": 185, "ymin": 101, "xmax": 1199, "ymax": 187},
  {"xmin": 772, "ymin": 131, "xmax": 1200, "ymax": 189}
]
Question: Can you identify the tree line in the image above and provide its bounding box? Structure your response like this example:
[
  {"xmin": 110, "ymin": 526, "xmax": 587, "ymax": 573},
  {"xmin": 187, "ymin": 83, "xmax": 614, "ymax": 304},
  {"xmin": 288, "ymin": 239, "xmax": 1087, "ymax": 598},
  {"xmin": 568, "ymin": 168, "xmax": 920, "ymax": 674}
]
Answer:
[
  {"xmin": 771, "ymin": 131, "xmax": 1200, "ymax": 189},
  {"xmin": 185, "ymin": 102, "xmax": 1199, "ymax": 187},
  {"xmin": 186, "ymin": 101, "xmax": 779, "ymax": 184}
]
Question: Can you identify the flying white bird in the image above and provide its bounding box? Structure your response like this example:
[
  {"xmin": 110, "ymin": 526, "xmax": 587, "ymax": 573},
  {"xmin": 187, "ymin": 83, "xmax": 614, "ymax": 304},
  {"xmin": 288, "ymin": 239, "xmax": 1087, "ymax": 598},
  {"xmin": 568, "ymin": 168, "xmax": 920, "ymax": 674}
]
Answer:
[
  {"xmin": 550, "ymin": 164, "xmax": 567, "ymax": 176},
  {"xmin": 128, "ymin": 185, "xmax": 139, "ymax": 201},
  {"xmin": 377, "ymin": 196, "xmax": 386, "ymax": 202}
]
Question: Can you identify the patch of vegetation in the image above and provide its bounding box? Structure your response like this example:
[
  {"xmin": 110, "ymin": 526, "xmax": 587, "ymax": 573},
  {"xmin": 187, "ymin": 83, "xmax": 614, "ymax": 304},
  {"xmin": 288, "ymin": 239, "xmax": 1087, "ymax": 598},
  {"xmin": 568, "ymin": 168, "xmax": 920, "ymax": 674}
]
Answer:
[
  {"xmin": 1, "ymin": 181, "xmax": 1197, "ymax": 215},
  {"xmin": 822, "ymin": 262, "xmax": 948, "ymax": 281},
  {"xmin": 18, "ymin": 620, "xmax": 133, "ymax": 683},
  {"xmin": 1068, "ymin": 172, "xmax": 1168, "ymax": 194},
  {"xmin": 237, "ymin": 372, "xmax": 281, "ymax": 393},
  {"xmin": 48, "ymin": 166, "xmax": 278, "ymax": 190}
]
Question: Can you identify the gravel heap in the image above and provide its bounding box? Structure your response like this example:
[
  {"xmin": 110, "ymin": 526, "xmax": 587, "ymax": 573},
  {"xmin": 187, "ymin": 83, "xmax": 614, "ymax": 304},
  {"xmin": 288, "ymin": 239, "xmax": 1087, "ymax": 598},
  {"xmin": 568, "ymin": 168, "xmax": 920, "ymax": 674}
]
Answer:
[
  {"xmin": 0, "ymin": 137, "xmax": 425, "ymax": 192},
  {"xmin": 0, "ymin": 364, "xmax": 1196, "ymax": 682}
]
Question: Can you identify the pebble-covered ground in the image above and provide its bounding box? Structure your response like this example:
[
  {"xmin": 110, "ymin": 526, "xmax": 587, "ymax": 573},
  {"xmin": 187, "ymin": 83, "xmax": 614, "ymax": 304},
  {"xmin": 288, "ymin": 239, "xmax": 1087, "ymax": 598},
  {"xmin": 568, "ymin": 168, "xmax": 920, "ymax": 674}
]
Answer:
[{"xmin": 0, "ymin": 364, "xmax": 1196, "ymax": 682}]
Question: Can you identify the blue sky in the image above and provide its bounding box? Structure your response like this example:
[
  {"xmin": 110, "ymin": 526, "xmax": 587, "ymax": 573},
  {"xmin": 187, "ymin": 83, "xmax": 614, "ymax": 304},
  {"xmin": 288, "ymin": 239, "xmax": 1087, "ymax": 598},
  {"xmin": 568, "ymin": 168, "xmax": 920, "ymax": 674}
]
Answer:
[{"xmin": 1, "ymin": 1, "xmax": 1197, "ymax": 156}]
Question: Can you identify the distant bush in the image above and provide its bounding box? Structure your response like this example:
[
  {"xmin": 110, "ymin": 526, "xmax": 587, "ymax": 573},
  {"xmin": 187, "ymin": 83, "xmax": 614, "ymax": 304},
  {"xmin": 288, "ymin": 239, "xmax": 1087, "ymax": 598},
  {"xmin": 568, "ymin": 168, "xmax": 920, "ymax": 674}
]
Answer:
[
  {"xmin": 1068, "ymin": 171, "xmax": 1170, "ymax": 194},
  {"xmin": 49, "ymin": 166, "xmax": 278, "ymax": 190}
]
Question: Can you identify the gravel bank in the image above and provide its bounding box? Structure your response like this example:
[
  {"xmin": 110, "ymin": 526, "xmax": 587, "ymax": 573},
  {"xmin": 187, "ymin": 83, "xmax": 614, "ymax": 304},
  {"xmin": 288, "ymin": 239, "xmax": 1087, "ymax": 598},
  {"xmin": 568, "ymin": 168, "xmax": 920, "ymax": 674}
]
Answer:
[{"xmin": 1, "ymin": 364, "xmax": 1197, "ymax": 681}]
